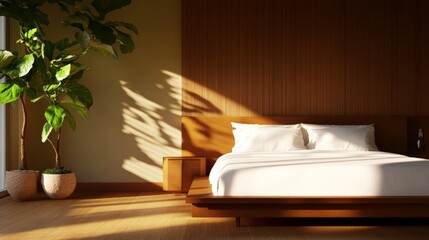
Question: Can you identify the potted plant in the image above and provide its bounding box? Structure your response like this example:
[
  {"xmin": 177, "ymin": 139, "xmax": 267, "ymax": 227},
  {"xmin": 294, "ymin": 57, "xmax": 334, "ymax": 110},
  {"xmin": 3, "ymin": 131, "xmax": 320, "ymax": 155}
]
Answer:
[
  {"xmin": 0, "ymin": 0, "xmax": 50, "ymax": 201},
  {"xmin": 0, "ymin": 50, "xmax": 39, "ymax": 201},
  {"xmin": 0, "ymin": 0, "xmax": 137, "ymax": 199}
]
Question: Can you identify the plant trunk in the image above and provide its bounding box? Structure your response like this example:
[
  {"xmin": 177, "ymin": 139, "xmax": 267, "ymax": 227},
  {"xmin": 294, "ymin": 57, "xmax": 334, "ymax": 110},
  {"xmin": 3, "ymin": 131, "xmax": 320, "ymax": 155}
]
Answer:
[
  {"xmin": 46, "ymin": 127, "xmax": 62, "ymax": 169},
  {"xmin": 55, "ymin": 127, "xmax": 62, "ymax": 169},
  {"xmin": 19, "ymin": 95, "xmax": 27, "ymax": 170}
]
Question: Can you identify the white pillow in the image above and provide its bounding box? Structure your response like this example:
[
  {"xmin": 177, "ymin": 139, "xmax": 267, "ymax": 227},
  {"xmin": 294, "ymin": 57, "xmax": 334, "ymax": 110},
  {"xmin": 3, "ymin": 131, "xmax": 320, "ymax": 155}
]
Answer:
[
  {"xmin": 231, "ymin": 123, "xmax": 306, "ymax": 152},
  {"xmin": 301, "ymin": 124, "xmax": 378, "ymax": 151}
]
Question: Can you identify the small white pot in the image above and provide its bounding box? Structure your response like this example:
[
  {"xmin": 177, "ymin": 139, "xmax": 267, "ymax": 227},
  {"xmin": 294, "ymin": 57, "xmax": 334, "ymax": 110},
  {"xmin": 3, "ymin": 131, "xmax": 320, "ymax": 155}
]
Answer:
[
  {"xmin": 5, "ymin": 170, "xmax": 40, "ymax": 201},
  {"xmin": 41, "ymin": 172, "xmax": 76, "ymax": 199}
]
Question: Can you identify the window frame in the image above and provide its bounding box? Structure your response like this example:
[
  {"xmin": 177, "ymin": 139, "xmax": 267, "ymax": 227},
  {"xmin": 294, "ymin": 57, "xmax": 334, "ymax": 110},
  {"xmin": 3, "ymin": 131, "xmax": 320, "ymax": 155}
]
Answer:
[{"xmin": 0, "ymin": 16, "xmax": 6, "ymax": 190}]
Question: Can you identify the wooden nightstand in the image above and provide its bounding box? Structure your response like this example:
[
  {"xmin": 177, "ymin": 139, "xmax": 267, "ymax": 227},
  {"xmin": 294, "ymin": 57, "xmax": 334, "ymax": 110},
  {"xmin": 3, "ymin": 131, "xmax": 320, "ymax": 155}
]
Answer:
[{"xmin": 163, "ymin": 156, "xmax": 206, "ymax": 192}]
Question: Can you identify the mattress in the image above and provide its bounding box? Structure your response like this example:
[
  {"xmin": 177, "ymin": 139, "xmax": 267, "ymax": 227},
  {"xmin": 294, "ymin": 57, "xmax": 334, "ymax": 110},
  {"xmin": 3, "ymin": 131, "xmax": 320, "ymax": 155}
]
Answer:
[{"xmin": 209, "ymin": 150, "xmax": 429, "ymax": 196}]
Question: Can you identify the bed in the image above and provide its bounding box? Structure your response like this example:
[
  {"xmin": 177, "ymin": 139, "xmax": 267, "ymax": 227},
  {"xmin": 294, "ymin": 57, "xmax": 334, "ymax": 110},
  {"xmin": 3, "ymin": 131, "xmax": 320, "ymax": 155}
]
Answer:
[
  {"xmin": 210, "ymin": 150, "xmax": 429, "ymax": 197},
  {"xmin": 183, "ymin": 116, "xmax": 429, "ymax": 225}
]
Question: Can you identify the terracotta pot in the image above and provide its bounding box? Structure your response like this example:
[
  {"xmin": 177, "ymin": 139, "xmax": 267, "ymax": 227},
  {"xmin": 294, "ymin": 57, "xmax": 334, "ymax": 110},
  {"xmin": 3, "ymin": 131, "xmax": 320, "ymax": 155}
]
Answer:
[
  {"xmin": 41, "ymin": 172, "xmax": 76, "ymax": 199},
  {"xmin": 5, "ymin": 170, "xmax": 40, "ymax": 201}
]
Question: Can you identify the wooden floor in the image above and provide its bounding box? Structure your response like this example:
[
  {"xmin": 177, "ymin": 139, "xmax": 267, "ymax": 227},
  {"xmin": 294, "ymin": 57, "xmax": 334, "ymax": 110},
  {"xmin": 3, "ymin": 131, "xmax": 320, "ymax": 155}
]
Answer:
[{"xmin": 1, "ymin": 193, "xmax": 429, "ymax": 240}]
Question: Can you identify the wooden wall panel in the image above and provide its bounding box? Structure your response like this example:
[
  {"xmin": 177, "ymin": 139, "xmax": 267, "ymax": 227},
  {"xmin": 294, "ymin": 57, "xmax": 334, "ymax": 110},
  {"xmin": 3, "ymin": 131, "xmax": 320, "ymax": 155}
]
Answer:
[
  {"xmin": 344, "ymin": 0, "xmax": 391, "ymax": 115},
  {"xmin": 182, "ymin": 0, "xmax": 429, "ymax": 117},
  {"xmin": 418, "ymin": 0, "xmax": 429, "ymax": 116}
]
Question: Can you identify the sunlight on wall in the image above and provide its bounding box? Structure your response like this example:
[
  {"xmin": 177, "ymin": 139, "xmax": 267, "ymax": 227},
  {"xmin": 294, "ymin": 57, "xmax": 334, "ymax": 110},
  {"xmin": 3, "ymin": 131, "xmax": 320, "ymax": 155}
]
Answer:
[
  {"xmin": 122, "ymin": 157, "xmax": 162, "ymax": 182},
  {"xmin": 118, "ymin": 67, "xmax": 256, "ymax": 182},
  {"xmin": 120, "ymin": 71, "xmax": 182, "ymax": 182},
  {"xmin": 182, "ymin": 77, "xmax": 257, "ymax": 116},
  {"xmin": 162, "ymin": 70, "xmax": 182, "ymax": 117}
]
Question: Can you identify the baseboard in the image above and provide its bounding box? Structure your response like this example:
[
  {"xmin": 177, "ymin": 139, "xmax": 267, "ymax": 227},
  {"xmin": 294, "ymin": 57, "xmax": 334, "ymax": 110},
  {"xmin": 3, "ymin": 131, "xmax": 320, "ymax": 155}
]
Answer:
[
  {"xmin": 76, "ymin": 182, "xmax": 163, "ymax": 192},
  {"xmin": 0, "ymin": 190, "xmax": 8, "ymax": 199}
]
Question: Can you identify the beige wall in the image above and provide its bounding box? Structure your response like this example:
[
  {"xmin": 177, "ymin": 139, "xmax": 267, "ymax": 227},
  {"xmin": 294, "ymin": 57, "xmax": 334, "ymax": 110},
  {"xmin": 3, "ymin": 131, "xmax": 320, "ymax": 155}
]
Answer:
[{"xmin": 7, "ymin": 0, "xmax": 182, "ymax": 183}]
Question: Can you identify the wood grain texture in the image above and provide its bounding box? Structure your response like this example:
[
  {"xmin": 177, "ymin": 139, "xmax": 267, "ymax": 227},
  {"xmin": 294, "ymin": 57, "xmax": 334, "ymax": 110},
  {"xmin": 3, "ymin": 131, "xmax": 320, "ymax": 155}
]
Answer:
[
  {"xmin": 2, "ymin": 193, "xmax": 429, "ymax": 239},
  {"xmin": 163, "ymin": 156, "xmax": 206, "ymax": 192},
  {"xmin": 418, "ymin": 0, "xmax": 429, "ymax": 115},
  {"xmin": 182, "ymin": 0, "xmax": 429, "ymax": 116},
  {"xmin": 75, "ymin": 182, "xmax": 163, "ymax": 192}
]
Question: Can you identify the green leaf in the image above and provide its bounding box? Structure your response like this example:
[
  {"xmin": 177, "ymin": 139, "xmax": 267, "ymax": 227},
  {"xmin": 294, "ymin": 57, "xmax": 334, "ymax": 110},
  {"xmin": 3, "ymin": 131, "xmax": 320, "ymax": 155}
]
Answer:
[
  {"xmin": 65, "ymin": 82, "xmax": 93, "ymax": 109},
  {"xmin": 44, "ymin": 41, "xmax": 55, "ymax": 60},
  {"xmin": 49, "ymin": 0, "xmax": 70, "ymax": 12},
  {"xmin": 55, "ymin": 38, "xmax": 69, "ymax": 51},
  {"xmin": 69, "ymin": 70, "xmax": 84, "ymax": 82},
  {"xmin": 116, "ymin": 30, "xmax": 134, "ymax": 54},
  {"xmin": 61, "ymin": 94, "xmax": 89, "ymax": 119},
  {"xmin": 107, "ymin": 21, "xmax": 138, "ymax": 35},
  {"xmin": 91, "ymin": 0, "xmax": 131, "ymax": 20},
  {"xmin": 25, "ymin": 87, "xmax": 37, "ymax": 100},
  {"xmin": 29, "ymin": 60, "xmax": 47, "ymax": 94},
  {"xmin": 55, "ymin": 64, "xmax": 71, "ymax": 81},
  {"xmin": 0, "ymin": 82, "xmax": 24, "ymax": 104},
  {"xmin": 61, "ymin": 54, "xmax": 79, "ymax": 62},
  {"xmin": 75, "ymin": 31, "xmax": 91, "ymax": 51},
  {"xmin": 63, "ymin": 11, "xmax": 91, "ymax": 31},
  {"xmin": 61, "ymin": 54, "xmax": 78, "ymax": 62},
  {"xmin": 68, "ymin": 63, "xmax": 88, "ymax": 81},
  {"xmin": 89, "ymin": 39, "xmax": 118, "ymax": 60},
  {"xmin": 31, "ymin": 94, "xmax": 46, "ymax": 102},
  {"xmin": 25, "ymin": 28, "xmax": 38, "ymax": 39},
  {"xmin": 0, "ymin": 50, "xmax": 16, "ymax": 70},
  {"xmin": 3, "ymin": 67, "xmax": 19, "ymax": 79},
  {"xmin": 41, "ymin": 122, "xmax": 53, "ymax": 143},
  {"xmin": 53, "ymin": 54, "xmax": 78, "ymax": 64},
  {"xmin": 89, "ymin": 20, "xmax": 116, "ymax": 45},
  {"xmin": 3, "ymin": 54, "xmax": 35, "ymax": 78},
  {"xmin": 43, "ymin": 84, "xmax": 59, "ymax": 93},
  {"xmin": 0, "ymin": 4, "xmax": 49, "ymax": 26},
  {"xmin": 15, "ymin": 54, "xmax": 35, "ymax": 78},
  {"xmin": 44, "ymin": 105, "xmax": 66, "ymax": 130},
  {"xmin": 64, "ymin": 107, "xmax": 76, "ymax": 130}
]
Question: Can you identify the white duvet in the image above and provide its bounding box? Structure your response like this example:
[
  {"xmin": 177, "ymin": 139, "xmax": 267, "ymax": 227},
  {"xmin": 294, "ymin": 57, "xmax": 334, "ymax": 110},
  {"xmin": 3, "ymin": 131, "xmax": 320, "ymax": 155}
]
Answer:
[{"xmin": 209, "ymin": 150, "xmax": 429, "ymax": 196}]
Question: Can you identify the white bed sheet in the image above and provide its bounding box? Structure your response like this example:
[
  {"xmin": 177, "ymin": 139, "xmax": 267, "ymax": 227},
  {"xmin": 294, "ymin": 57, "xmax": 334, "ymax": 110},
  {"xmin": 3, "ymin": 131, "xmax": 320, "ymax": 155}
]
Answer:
[{"xmin": 209, "ymin": 150, "xmax": 429, "ymax": 196}]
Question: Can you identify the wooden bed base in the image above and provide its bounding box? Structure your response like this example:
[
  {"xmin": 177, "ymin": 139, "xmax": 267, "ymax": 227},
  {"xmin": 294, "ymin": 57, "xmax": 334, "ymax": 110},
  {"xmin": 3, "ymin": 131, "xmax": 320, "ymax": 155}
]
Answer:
[
  {"xmin": 183, "ymin": 116, "xmax": 429, "ymax": 226},
  {"xmin": 186, "ymin": 177, "xmax": 429, "ymax": 226}
]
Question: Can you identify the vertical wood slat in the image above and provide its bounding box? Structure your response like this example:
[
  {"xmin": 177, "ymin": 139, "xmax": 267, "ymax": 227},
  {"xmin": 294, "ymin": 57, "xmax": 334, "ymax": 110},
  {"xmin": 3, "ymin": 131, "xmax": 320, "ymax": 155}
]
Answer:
[
  {"xmin": 418, "ymin": 0, "xmax": 429, "ymax": 116},
  {"xmin": 182, "ymin": 0, "xmax": 428, "ymax": 117}
]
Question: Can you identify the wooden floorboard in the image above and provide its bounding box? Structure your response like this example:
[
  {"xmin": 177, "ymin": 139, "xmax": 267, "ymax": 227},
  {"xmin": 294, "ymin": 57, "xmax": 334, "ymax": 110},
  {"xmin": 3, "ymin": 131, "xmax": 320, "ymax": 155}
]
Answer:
[{"xmin": 1, "ymin": 192, "xmax": 429, "ymax": 239}]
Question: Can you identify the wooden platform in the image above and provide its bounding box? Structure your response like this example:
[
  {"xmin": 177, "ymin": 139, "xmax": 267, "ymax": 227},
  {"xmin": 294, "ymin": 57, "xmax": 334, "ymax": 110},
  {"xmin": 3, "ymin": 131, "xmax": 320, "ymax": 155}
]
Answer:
[{"xmin": 186, "ymin": 177, "xmax": 429, "ymax": 225}]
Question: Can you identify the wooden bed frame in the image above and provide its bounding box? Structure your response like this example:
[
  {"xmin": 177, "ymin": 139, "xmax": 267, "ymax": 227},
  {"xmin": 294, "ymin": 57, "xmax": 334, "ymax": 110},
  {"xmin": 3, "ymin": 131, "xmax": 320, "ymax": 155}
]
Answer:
[{"xmin": 182, "ymin": 116, "xmax": 429, "ymax": 224}]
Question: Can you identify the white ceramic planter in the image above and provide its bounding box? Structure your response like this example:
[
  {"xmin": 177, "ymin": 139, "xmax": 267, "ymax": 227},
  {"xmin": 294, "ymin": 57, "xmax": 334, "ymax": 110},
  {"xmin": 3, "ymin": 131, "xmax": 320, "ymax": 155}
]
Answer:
[
  {"xmin": 5, "ymin": 170, "xmax": 40, "ymax": 201},
  {"xmin": 41, "ymin": 172, "xmax": 76, "ymax": 199}
]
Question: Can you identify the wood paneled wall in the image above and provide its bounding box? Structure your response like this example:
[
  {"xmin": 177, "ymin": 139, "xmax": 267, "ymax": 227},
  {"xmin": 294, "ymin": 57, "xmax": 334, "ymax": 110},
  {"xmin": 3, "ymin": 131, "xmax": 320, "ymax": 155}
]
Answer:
[{"xmin": 182, "ymin": 0, "xmax": 429, "ymax": 116}]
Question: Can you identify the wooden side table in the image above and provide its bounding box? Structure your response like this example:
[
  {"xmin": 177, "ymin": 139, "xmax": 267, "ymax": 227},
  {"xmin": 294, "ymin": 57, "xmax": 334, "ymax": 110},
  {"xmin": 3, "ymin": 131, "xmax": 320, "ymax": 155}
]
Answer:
[{"xmin": 163, "ymin": 156, "xmax": 206, "ymax": 192}]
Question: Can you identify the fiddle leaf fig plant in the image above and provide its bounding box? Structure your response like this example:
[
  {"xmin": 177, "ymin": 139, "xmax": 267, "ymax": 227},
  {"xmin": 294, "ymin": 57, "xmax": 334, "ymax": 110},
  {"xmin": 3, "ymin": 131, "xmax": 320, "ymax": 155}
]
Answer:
[
  {"xmin": 0, "ymin": 48, "xmax": 38, "ymax": 170},
  {"xmin": 0, "ymin": 0, "xmax": 138, "ymax": 173}
]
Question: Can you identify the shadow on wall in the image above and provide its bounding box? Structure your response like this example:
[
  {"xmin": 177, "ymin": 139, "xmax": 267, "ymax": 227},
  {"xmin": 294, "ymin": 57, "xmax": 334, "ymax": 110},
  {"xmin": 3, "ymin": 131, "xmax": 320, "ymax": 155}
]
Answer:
[
  {"xmin": 182, "ymin": 90, "xmax": 222, "ymax": 115},
  {"xmin": 60, "ymin": 69, "xmax": 182, "ymax": 183},
  {"xmin": 181, "ymin": 75, "xmax": 261, "ymax": 163},
  {"xmin": 181, "ymin": 79, "xmax": 226, "ymax": 168},
  {"xmin": 120, "ymin": 70, "xmax": 182, "ymax": 182}
]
